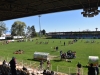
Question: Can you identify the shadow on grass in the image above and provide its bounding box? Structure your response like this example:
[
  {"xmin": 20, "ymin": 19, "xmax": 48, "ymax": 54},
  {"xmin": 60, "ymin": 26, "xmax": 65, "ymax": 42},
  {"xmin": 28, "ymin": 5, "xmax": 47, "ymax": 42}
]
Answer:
[
  {"xmin": 27, "ymin": 59, "xmax": 39, "ymax": 62},
  {"xmin": 27, "ymin": 59, "xmax": 33, "ymax": 61},
  {"xmin": 70, "ymin": 73, "xmax": 77, "ymax": 75},
  {"xmin": 27, "ymin": 59, "xmax": 47, "ymax": 62},
  {"xmin": 61, "ymin": 45, "xmax": 64, "ymax": 46},
  {"xmin": 83, "ymin": 65, "xmax": 88, "ymax": 68},
  {"xmin": 51, "ymin": 50, "xmax": 56, "ymax": 52},
  {"xmin": 53, "ymin": 59, "xmax": 62, "ymax": 62}
]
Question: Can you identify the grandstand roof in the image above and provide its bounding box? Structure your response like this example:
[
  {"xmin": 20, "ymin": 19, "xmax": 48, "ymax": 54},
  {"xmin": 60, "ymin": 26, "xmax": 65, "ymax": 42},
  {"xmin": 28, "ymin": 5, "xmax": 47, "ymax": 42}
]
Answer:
[{"xmin": 0, "ymin": 0, "xmax": 100, "ymax": 21}]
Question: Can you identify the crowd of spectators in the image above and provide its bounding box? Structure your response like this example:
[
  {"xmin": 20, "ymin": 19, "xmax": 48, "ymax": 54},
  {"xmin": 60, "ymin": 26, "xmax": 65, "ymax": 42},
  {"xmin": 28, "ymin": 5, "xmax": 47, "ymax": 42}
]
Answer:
[
  {"xmin": 42, "ymin": 70, "xmax": 54, "ymax": 75},
  {"xmin": 0, "ymin": 56, "xmax": 100, "ymax": 75}
]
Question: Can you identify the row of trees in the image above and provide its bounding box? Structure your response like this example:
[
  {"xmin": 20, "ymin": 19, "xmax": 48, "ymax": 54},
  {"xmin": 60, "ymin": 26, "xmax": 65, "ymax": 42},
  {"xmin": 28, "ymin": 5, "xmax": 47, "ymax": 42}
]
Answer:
[{"xmin": 0, "ymin": 21, "xmax": 46, "ymax": 38}]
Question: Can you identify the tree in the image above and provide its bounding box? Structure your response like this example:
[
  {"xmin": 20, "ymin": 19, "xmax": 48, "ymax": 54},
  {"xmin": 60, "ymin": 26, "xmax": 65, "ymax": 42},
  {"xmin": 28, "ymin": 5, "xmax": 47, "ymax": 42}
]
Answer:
[
  {"xmin": 0, "ymin": 21, "xmax": 7, "ymax": 36},
  {"xmin": 26, "ymin": 25, "xmax": 37, "ymax": 38},
  {"xmin": 11, "ymin": 21, "xmax": 26, "ymax": 36},
  {"xmin": 26, "ymin": 26, "xmax": 31, "ymax": 38},
  {"xmin": 41, "ymin": 29, "xmax": 46, "ymax": 35},
  {"xmin": 30, "ymin": 25, "xmax": 37, "ymax": 37}
]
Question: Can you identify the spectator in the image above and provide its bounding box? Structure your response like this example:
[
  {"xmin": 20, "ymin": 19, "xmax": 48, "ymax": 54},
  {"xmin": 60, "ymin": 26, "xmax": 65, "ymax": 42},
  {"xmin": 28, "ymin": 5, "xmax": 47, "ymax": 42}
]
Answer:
[
  {"xmin": 9, "ymin": 57, "xmax": 17, "ymax": 75},
  {"xmin": 56, "ymin": 46, "xmax": 58, "ymax": 51},
  {"xmin": 95, "ymin": 65, "xmax": 99, "ymax": 75},
  {"xmin": 43, "ymin": 70, "xmax": 47, "ymax": 75},
  {"xmin": 60, "ymin": 51, "xmax": 63, "ymax": 59},
  {"xmin": 51, "ymin": 71, "xmax": 54, "ymax": 75},
  {"xmin": 22, "ymin": 66, "xmax": 27, "ymax": 71},
  {"xmin": 77, "ymin": 62, "xmax": 82, "ymax": 75},
  {"xmin": 88, "ymin": 63, "xmax": 95, "ymax": 75},
  {"xmin": 64, "ymin": 42, "xmax": 65, "ymax": 46},
  {"xmin": 60, "ymin": 51, "xmax": 62, "ymax": 55},
  {"xmin": 77, "ymin": 62, "xmax": 82, "ymax": 68},
  {"xmin": 46, "ymin": 71, "xmax": 51, "ymax": 75},
  {"xmin": 47, "ymin": 60, "xmax": 51, "ymax": 70},
  {"xmin": 2, "ymin": 60, "xmax": 7, "ymax": 66}
]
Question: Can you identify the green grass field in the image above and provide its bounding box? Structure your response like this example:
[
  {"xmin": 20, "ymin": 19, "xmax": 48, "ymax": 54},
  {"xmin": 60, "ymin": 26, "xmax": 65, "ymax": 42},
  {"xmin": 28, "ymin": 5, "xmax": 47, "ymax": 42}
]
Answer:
[{"xmin": 0, "ymin": 39, "xmax": 100, "ymax": 75}]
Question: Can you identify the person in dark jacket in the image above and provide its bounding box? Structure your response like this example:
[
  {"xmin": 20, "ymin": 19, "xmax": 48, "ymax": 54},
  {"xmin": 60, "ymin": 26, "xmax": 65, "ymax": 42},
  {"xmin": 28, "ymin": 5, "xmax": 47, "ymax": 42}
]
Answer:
[
  {"xmin": 88, "ymin": 63, "xmax": 95, "ymax": 75},
  {"xmin": 64, "ymin": 42, "xmax": 65, "ymax": 46},
  {"xmin": 2, "ymin": 60, "xmax": 7, "ymax": 66},
  {"xmin": 9, "ymin": 57, "xmax": 17, "ymax": 75},
  {"xmin": 77, "ymin": 62, "xmax": 82, "ymax": 68},
  {"xmin": 77, "ymin": 62, "xmax": 82, "ymax": 75}
]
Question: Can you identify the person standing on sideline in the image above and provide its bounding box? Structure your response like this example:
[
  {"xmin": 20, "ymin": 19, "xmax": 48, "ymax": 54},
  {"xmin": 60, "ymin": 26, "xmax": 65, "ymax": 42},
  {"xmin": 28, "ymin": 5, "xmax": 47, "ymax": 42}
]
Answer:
[
  {"xmin": 2, "ymin": 60, "xmax": 7, "ymax": 66},
  {"xmin": 47, "ymin": 60, "xmax": 51, "ymax": 70},
  {"xmin": 77, "ymin": 62, "xmax": 82, "ymax": 75},
  {"xmin": 95, "ymin": 65, "xmax": 99, "ymax": 75},
  {"xmin": 9, "ymin": 57, "xmax": 17, "ymax": 75},
  {"xmin": 64, "ymin": 42, "xmax": 65, "ymax": 46},
  {"xmin": 88, "ymin": 63, "xmax": 95, "ymax": 75},
  {"xmin": 60, "ymin": 50, "xmax": 63, "ymax": 60}
]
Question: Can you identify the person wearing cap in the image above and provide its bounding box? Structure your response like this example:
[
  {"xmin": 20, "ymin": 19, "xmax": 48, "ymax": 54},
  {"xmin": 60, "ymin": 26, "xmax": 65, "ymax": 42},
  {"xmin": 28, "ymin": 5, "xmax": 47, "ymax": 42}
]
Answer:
[{"xmin": 9, "ymin": 57, "xmax": 17, "ymax": 75}]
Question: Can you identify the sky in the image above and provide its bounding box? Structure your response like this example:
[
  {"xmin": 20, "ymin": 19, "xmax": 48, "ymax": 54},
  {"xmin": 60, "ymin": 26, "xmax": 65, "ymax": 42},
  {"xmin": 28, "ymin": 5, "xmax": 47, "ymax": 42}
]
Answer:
[{"xmin": 4, "ymin": 8, "xmax": 100, "ymax": 34}]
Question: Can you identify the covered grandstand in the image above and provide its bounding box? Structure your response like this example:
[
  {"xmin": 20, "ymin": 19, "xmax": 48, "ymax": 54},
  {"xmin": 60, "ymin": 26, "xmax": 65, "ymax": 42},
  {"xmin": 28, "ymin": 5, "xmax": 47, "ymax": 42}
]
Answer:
[{"xmin": 47, "ymin": 31, "xmax": 100, "ymax": 39}]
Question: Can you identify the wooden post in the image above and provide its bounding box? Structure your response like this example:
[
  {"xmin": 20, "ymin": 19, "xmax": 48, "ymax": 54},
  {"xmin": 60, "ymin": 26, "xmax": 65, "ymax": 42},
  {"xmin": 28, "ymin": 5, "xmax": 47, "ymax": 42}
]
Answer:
[
  {"xmin": 57, "ymin": 65, "xmax": 58, "ymax": 72},
  {"xmin": 69, "ymin": 67, "xmax": 70, "ymax": 75},
  {"xmin": 51, "ymin": 64, "xmax": 52, "ymax": 70}
]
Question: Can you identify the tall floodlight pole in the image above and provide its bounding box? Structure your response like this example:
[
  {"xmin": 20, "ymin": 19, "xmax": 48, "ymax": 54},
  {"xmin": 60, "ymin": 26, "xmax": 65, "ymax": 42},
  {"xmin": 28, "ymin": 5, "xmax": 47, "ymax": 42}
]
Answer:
[{"xmin": 39, "ymin": 15, "xmax": 41, "ymax": 38}]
